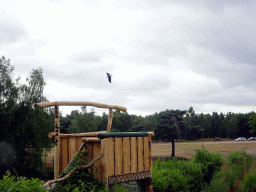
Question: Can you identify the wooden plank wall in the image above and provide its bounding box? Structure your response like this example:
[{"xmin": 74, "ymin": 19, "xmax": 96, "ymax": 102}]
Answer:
[
  {"xmin": 106, "ymin": 136, "xmax": 151, "ymax": 177},
  {"xmin": 59, "ymin": 135, "xmax": 102, "ymax": 182},
  {"xmin": 58, "ymin": 135, "xmax": 152, "ymax": 183}
]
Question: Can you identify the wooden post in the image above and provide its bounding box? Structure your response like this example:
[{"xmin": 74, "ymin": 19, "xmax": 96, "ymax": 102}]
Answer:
[
  {"xmin": 107, "ymin": 108, "xmax": 113, "ymax": 132},
  {"xmin": 54, "ymin": 105, "xmax": 60, "ymax": 179},
  {"xmin": 101, "ymin": 138, "xmax": 108, "ymax": 190},
  {"xmin": 171, "ymin": 139, "xmax": 175, "ymax": 157}
]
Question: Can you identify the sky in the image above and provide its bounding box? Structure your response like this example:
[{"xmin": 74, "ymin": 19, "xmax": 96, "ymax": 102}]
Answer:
[{"xmin": 1, "ymin": 0, "xmax": 256, "ymax": 117}]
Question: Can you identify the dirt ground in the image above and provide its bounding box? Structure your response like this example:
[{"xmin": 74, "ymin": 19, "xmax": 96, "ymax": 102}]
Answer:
[
  {"xmin": 152, "ymin": 140, "xmax": 256, "ymax": 160},
  {"xmin": 43, "ymin": 140, "xmax": 256, "ymax": 167}
]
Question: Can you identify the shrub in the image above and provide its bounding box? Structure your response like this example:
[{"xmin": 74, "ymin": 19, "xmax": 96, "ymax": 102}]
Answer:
[
  {"xmin": 203, "ymin": 151, "xmax": 256, "ymax": 192},
  {"xmin": 227, "ymin": 150, "xmax": 254, "ymax": 176},
  {"xmin": 192, "ymin": 146, "xmax": 223, "ymax": 184},
  {"xmin": 50, "ymin": 150, "xmax": 107, "ymax": 192},
  {"xmin": 153, "ymin": 158, "xmax": 203, "ymax": 192},
  {"xmin": 242, "ymin": 170, "xmax": 256, "ymax": 192},
  {"xmin": 201, "ymin": 177, "xmax": 229, "ymax": 192},
  {"xmin": 0, "ymin": 170, "xmax": 47, "ymax": 192}
]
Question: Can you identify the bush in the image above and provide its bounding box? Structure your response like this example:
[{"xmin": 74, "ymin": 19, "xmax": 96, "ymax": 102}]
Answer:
[
  {"xmin": 192, "ymin": 146, "xmax": 223, "ymax": 184},
  {"xmin": 153, "ymin": 158, "xmax": 203, "ymax": 192},
  {"xmin": 242, "ymin": 170, "xmax": 256, "ymax": 192},
  {"xmin": 50, "ymin": 150, "xmax": 107, "ymax": 192},
  {"xmin": 0, "ymin": 170, "xmax": 47, "ymax": 192},
  {"xmin": 203, "ymin": 151, "xmax": 256, "ymax": 192}
]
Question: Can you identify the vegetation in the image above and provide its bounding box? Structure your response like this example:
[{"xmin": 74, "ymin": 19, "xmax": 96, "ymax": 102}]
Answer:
[
  {"xmin": 60, "ymin": 106, "xmax": 256, "ymax": 142},
  {"xmin": 152, "ymin": 148, "xmax": 256, "ymax": 192},
  {"xmin": 0, "ymin": 56, "xmax": 53, "ymax": 178},
  {"xmin": 51, "ymin": 150, "xmax": 107, "ymax": 192},
  {"xmin": 0, "ymin": 170, "xmax": 47, "ymax": 192}
]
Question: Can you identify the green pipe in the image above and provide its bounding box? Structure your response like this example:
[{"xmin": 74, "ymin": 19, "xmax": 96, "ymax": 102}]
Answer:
[{"xmin": 97, "ymin": 132, "xmax": 149, "ymax": 139}]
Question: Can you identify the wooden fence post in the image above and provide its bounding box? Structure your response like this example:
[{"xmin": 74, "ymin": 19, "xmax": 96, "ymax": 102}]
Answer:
[
  {"xmin": 54, "ymin": 105, "xmax": 60, "ymax": 179},
  {"xmin": 107, "ymin": 108, "xmax": 113, "ymax": 132}
]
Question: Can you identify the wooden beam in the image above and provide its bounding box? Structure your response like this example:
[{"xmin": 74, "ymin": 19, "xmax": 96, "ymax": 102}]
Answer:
[
  {"xmin": 54, "ymin": 105, "xmax": 60, "ymax": 179},
  {"xmin": 34, "ymin": 101, "xmax": 127, "ymax": 112},
  {"xmin": 48, "ymin": 131, "xmax": 107, "ymax": 139},
  {"xmin": 81, "ymin": 137, "xmax": 101, "ymax": 143},
  {"xmin": 107, "ymin": 108, "xmax": 113, "ymax": 132}
]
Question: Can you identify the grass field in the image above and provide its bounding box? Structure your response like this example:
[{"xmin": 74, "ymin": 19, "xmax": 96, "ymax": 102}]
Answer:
[
  {"xmin": 152, "ymin": 140, "xmax": 256, "ymax": 159},
  {"xmin": 43, "ymin": 140, "xmax": 256, "ymax": 167}
]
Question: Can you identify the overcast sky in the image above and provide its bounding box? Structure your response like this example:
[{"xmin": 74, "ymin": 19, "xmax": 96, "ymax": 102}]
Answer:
[{"xmin": 1, "ymin": 0, "xmax": 256, "ymax": 116}]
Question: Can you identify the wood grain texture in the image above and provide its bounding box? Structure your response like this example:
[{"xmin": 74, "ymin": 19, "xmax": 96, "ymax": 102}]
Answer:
[
  {"xmin": 143, "ymin": 136, "xmax": 150, "ymax": 170},
  {"xmin": 87, "ymin": 143, "xmax": 93, "ymax": 173},
  {"xmin": 114, "ymin": 137, "xmax": 122, "ymax": 175},
  {"xmin": 130, "ymin": 137, "xmax": 137, "ymax": 173},
  {"xmin": 68, "ymin": 137, "xmax": 77, "ymax": 163},
  {"xmin": 34, "ymin": 101, "xmax": 127, "ymax": 112},
  {"xmin": 101, "ymin": 139, "xmax": 108, "ymax": 189},
  {"xmin": 137, "ymin": 137, "xmax": 144, "ymax": 172},
  {"xmin": 76, "ymin": 136, "xmax": 84, "ymax": 152},
  {"xmin": 107, "ymin": 108, "xmax": 113, "ymax": 132},
  {"xmin": 54, "ymin": 105, "xmax": 60, "ymax": 179},
  {"xmin": 123, "ymin": 137, "xmax": 131, "ymax": 174},
  {"xmin": 93, "ymin": 143, "xmax": 102, "ymax": 182},
  {"xmin": 60, "ymin": 137, "xmax": 68, "ymax": 173},
  {"xmin": 107, "ymin": 138, "xmax": 115, "ymax": 176},
  {"xmin": 49, "ymin": 131, "xmax": 107, "ymax": 139}
]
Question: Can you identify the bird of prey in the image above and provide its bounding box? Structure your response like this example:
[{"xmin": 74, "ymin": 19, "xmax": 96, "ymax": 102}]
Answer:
[{"xmin": 106, "ymin": 72, "xmax": 112, "ymax": 83}]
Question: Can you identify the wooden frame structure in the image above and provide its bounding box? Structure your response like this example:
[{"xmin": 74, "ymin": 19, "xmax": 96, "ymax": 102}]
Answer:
[{"xmin": 35, "ymin": 101, "xmax": 153, "ymax": 191}]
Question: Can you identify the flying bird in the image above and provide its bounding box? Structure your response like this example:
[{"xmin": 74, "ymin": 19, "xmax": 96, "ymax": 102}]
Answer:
[{"xmin": 106, "ymin": 72, "xmax": 112, "ymax": 83}]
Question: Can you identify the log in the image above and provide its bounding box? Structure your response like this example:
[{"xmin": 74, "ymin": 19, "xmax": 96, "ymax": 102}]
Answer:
[
  {"xmin": 82, "ymin": 137, "xmax": 101, "ymax": 143},
  {"xmin": 54, "ymin": 105, "xmax": 60, "ymax": 179},
  {"xmin": 107, "ymin": 108, "xmax": 113, "ymax": 132},
  {"xmin": 48, "ymin": 131, "xmax": 107, "ymax": 139},
  {"xmin": 44, "ymin": 155, "xmax": 103, "ymax": 189},
  {"xmin": 34, "ymin": 101, "xmax": 127, "ymax": 112}
]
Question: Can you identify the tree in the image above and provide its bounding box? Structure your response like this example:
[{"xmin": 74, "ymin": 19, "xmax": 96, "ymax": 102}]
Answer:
[
  {"xmin": 0, "ymin": 57, "xmax": 53, "ymax": 177},
  {"xmin": 111, "ymin": 111, "xmax": 131, "ymax": 132},
  {"xmin": 155, "ymin": 109, "xmax": 186, "ymax": 157},
  {"xmin": 227, "ymin": 113, "xmax": 239, "ymax": 139},
  {"xmin": 97, "ymin": 112, "xmax": 108, "ymax": 131},
  {"xmin": 0, "ymin": 56, "xmax": 19, "ymax": 175},
  {"xmin": 13, "ymin": 68, "xmax": 53, "ymax": 173},
  {"xmin": 211, "ymin": 112, "xmax": 220, "ymax": 137},
  {"xmin": 69, "ymin": 107, "xmax": 100, "ymax": 133},
  {"xmin": 248, "ymin": 115, "xmax": 256, "ymax": 134}
]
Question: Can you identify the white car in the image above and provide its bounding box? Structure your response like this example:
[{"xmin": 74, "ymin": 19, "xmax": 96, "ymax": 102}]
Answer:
[
  {"xmin": 235, "ymin": 137, "xmax": 246, "ymax": 141},
  {"xmin": 247, "ymin": 137, "xmax": 256, "ymax": 141}
]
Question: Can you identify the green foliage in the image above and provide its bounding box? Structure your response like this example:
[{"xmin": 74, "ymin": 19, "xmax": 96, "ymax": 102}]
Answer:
[
  {"xmin": 192, "ymin": 146, "xmax": 223, "ymax": 184},
  {"xmin": 248, "ymin": 115, "xmax": 256, "ymax": 134},
  {"xmin": 153, "ymin": 158, "xmax": 203, "ymax": 192},
  {"xmin": 0, "ymin": 56, "xmax": 53, "ymax": 177},
  {"xmin": 51, "ymin": 150, "xmax": 107, "ymax": 192},
  {"xmin": 227, "ymin": 151, "xmax": 254, "ymax": 172},
  {"xmin": 111, "ymin": 183, "xmax": 129, "ymax": 192},
  {"xmin": 68, "ymin": 107, "xmax": 101, "ymax": 133},
  {"xmin": 203, "ymin": 151, "xmax": 256, "ymax": 192},
  {"xmin": 242, "ymin": 170, "xmax": 256, "ymax": 192},
  {"xmin": 0, "ymin": 170, "xmax": 48, "ymax": 192},
  {"xmin": 151, "ymin": 149, "xmax": 256, "ymax": 192},
  {"xmin": 154, "ymin": 109, "xmax": 186, "ymax": 141}
]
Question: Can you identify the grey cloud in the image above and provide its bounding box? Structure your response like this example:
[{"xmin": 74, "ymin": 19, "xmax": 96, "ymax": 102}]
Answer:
[
  {"xmin": 192, "ymin": 87, "xmax": 256, "ymax": 107},
  {"xmin": 74, "ymin": 55, "xmax": 102, "ymax": 63},
  {"xmin": 128, "ymin": 78, "xmax": 171, "ymax": 92},
  {"xmin": 71, "ymin": 50, "xmax": 110, "ymax": 63},
  {"xmin": 0, "ymin": 22, "xmax": 26, "ymax": 44}
]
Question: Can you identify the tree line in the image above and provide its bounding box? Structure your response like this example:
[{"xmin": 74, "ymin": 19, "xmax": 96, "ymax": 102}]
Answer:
[{"xmin": 60, "ymin": 106, "xmax": 256, "ymax": 141}]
